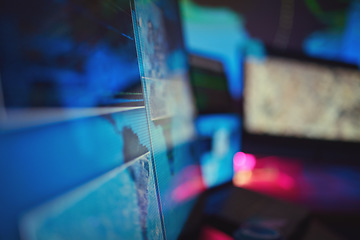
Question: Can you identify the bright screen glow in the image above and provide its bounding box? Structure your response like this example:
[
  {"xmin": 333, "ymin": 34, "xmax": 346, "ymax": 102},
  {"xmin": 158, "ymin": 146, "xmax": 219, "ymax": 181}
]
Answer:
[{"xmin": 244, "ymin": 56, "xmax": 360, "ymax": 142}]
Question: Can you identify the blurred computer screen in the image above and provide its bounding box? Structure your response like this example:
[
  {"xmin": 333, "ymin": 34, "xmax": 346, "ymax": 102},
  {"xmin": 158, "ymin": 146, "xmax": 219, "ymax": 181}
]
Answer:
[
  {"xmin": 0, "ymin": 0, "xmax": 203, "ymax": 239},
  {"xmin": 244, "ymin": 50, "xmax": 360, "ymax": 142},
  {"xmin": 242, "ymin": 48, "xmax": 360, "ymax": 162},
  {"xmin": 189, "ymin": 55, "xmax": 235, "ymax": 114}
]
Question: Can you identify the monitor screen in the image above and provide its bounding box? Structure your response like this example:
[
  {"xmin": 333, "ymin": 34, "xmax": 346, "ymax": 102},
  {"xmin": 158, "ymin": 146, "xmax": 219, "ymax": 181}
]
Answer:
[
  {"xmin": 189, "ymin": 55, "xmax": 234, "ymax": 114},
  {"xmin": 0, "ymin": 0, "xmax": 202, "ymax": 239},
  {"xmin": 244, "ymin": 52, "xmax": 360, "ymax": 143}
]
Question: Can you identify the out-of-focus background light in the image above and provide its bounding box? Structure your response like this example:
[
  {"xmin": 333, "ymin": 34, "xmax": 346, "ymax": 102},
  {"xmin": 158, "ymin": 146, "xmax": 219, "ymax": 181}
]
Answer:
[{"xmin": 232, "ymin": 152, "xmax": 360, "ymax": 212}]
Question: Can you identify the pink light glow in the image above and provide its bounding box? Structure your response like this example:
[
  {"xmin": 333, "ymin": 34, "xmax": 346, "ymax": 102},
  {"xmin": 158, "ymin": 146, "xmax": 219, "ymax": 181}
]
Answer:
[
  {"xmin": 233, "ymin": 155, "xmax": 301, "ymax": 201},
  {"xmin": 172, "ymin": 177, "xmax": 206, "ymax": 202},
  {"xmin": 234, "ymin": 168, "xmax": 295, "ymax": 190},
  {"xmin": 277, "ymin": 173, "xmax": 295, "ymax": 190},
  {"xmin": 200, "ymin": 226, "xmax": 233, "ymax": 240},
  {"xmin": 171, "ymin": 165, "xmax": 206, "ymax": 203},
  {"xmin": 233, "ymin": 152, "xmax": 256, "ymax": 172}
]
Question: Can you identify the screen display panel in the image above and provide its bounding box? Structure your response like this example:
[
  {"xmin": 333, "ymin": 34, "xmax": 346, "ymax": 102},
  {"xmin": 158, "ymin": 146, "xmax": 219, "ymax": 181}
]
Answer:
[
  {"xmin": 0, "ymin": 0, "xmax": 202, "ymax": 239},
  {"xmin": 244, "ymin": 54, "xmax": 360, "ymax": 143}
]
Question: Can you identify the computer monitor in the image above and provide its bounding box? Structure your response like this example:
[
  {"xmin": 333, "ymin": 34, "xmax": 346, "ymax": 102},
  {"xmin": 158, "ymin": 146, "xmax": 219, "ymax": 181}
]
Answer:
[
  {"xmin": 0, "ymin": 0, "xmax": 201, "ymax": 239},
  {"xmin": 242, "ymin": 48, "xmax": 360, "ymax": 163},
  {"xmin": 189, "ymin": 55, "xmax": 235, "ymax": 114}
]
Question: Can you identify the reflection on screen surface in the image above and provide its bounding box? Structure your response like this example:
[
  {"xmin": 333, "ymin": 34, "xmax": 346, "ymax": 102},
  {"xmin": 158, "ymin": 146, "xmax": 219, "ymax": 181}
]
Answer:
[
  {"xmin": 0, "ymin": 0, "xmax": 201, "ymax": 239},
  {"xmin": 244, "ymin": 56, "xmax": 360, "ymax": 142}
]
